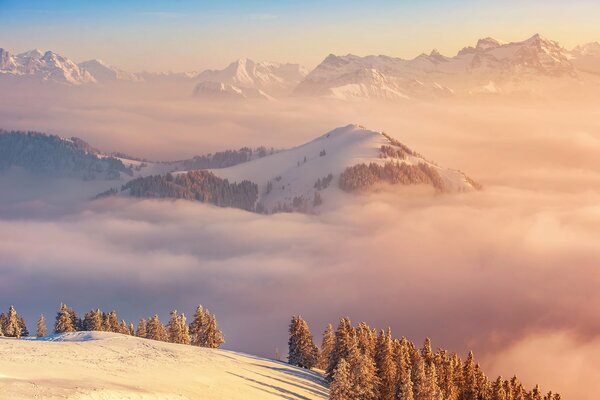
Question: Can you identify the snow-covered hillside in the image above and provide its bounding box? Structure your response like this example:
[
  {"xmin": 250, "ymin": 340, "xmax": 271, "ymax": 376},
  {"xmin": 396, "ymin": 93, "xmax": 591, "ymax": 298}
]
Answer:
[
  {"xmin": 78, "ymin": 59, "xmax": 143, "ymax": 83},
  {"xmin": 295, "ymin": 34, "xmax": 583, "ymax": 100},
  {"xmin": 0, "ymin": 332, "xmax": 328, "ymax": 400},
  {"xmin": 193, "ymin": 81, "xmax": 272, "ymax": 100},
  {"xmin": 210, "ymin": 124, "xmax": 479, "ymax": 213},
  {"xmin": 195, "ymin": 58, "xmax": 307, "ymax": 97}
]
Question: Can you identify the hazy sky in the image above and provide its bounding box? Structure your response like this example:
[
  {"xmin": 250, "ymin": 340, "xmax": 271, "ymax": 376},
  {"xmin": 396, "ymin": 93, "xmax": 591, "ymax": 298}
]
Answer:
[{"xmin": 1, "ymin": 0, "xmax": 599, "ymax": 72}]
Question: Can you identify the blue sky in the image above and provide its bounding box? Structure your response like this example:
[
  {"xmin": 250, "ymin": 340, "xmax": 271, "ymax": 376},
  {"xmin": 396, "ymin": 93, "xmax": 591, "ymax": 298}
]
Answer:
[{"xmin": 1, "ymin": 0, "xmax": 598, "ymax": 71}]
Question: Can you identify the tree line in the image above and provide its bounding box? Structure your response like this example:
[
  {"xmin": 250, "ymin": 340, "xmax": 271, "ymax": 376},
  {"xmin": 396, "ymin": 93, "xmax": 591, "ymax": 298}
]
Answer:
[
  {"xmin": 288, "ymin": 316, "xmax": 561, "ymax": 400},
  {"xmin": 0, "ymin": 304, "xmax": 224, "ymax": 348}
]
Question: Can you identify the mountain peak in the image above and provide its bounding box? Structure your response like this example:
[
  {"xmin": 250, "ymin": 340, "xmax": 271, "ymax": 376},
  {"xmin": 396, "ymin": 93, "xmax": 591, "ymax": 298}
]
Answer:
[{"xmin": 475, "ymin": 37, "xmax": 505, "ymax": 51}]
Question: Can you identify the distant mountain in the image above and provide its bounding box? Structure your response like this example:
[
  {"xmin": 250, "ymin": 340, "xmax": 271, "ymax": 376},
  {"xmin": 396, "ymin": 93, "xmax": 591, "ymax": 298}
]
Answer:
[
  {"xmin": 193, "ymin": 81, "xmax": 272, "ymax": 100},
  {"xmin": 295, "ymin": 34, "xmax": 580, "ymax": 100},
  {"xmin": 570, "ymin": 42, "xmax": 600, "ymax": 75},
  {"xmin": 0, "ymin": 130, "xmax": 131, "ymax": 180},
  {"xmin": 0, "ymin": 48, "xmax": 96, "ymax": 85},
  {"xmin": 194, "ymin": 58, "xmax": 307, "ymax": 98},
  {"xmin": 78, "ymin": 59, "xmax": 142, "ymax": 83}
]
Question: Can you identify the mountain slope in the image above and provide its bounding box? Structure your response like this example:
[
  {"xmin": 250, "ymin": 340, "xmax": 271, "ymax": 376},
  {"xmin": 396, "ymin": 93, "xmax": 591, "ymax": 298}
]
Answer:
[
  {"xmin": 78, "ymin": 59, "xmax": 143, "ymax": 83},
  {"xmin": 295, "ymin": 34, "xmax": 578, "ymax": 100},
  {"xmin": 209, "ymin": 124, "xmax": 479, "ymax": 213},
  {"xmin": 0, "ymin": 332, "xmax": 328, "ymax": 400}
]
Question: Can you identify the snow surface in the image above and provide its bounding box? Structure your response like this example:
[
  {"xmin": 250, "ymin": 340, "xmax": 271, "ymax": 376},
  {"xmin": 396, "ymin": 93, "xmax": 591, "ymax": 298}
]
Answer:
[
  {"xmin": 0, "ymin": 332, "xmax": 328, "ymax": 400},
  {"xmin": 209, "ymin": 124, "xmax": 477, "ymax": 211}
]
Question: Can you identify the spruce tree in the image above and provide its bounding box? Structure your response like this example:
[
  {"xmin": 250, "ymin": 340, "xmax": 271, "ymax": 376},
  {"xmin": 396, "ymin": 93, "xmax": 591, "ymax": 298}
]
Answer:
[
  {"xmin": 128, "ymin": 323, "xmax": 135, "ymax": 336},
  {"xmin": 146, "ymin": 314, "xmax": 168, "ymax": 341},
  {"xmin": 137, "ymin": 318, "xmax": 147, "ymax": 338},
  {"xmin": 179, "ymin": 313, "xmax": 191, "ymax": 345},
  {"xmin": 318, "ymin": 323, "xmax": 334, "ymax": 369},
  {"xmin": 348, "ymin": 342, "xmax": 379, "ymax": 400},
  {"xmin": 119, "ymin": 320, "xmax": 128, "ymax": 334},
  {"xmin": 202, "ymin": 310, "xmax": 225, "ymax": 348},
  {"xmin": 412, "ymin": 348, "xmax": 428, "ymax": 400},
  {"xmin": 374, "ymin": 329, "xmax": 397, "ymax": 400},
  {"xmin": 36, "ymin": 314, "xmax": 47, "ymax": 337},
  {"xmin": 55, "ymin": 303, "xmax": 76, "ymax": 334},
  {"xmin": 288, "ymin": 316, "xmax": 318, "ymax": 369},
  {"xmin": 327, "ymin": 317, "xmax": 355, "ymax": 380},
  {"xmin": 329, "ymin": 358, "xmax": 354, "ymax": 400},
  {"xmin": 189, "ymin": 305, "xmax": 206, "ymax": 346},
  {"xmin": 168, "ymin": 310, "xmax": 190, "ymax": 344},
  {"xmin": 19, "ymin": 316, "xmax": 29, "ymax": 337},
  {"xmin": 106, "ymin": 310, "xmax": 120, "ymax": 333},
  {"xmin": 4, "ymin": 305, "xmax": 22, "ymax": 338},
  {"xmin": 396, "ymin": 341, "xmax": 414, "ymax": 400},
  {"xmin": 83, "ymin": 309, "xmax": 103, "ymax": 331},
  {"xmin": 461, "ymin": 351, "xmax": 478, "ymax": 400},
  {"xmin": 493, "ymin": 376, "xmax": 507, "ymax": 400}
]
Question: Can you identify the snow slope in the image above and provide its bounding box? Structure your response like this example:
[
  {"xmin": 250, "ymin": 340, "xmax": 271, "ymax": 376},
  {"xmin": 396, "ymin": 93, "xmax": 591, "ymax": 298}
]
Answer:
[
  {"xmin": 0, "ymin": 332, "xmax": 328, "ymax": 400},
  {"xmin": 209, "ymin": 124, "xmax": 478, "ymax": 212},
  {"xmin": 79, "ymin": 59, "xmax": 143, "ymax": 83}
]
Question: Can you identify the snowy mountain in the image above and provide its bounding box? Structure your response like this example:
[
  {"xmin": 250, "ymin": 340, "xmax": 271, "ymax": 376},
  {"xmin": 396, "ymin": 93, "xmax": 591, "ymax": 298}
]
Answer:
[
  {"xmin": 570, "ymin": 42, "xmax": 600, "ymax": 74},
  {"xmin": 0, "ymin": 332, "xmax": 328, "ymax": 400},
  {"xmin": 195, "ymin": 58, "xmax": 307, "ymax": 97},
  {"xmin": 0, "ymin": 48, "xmax": 96, "ymax": 85},
  {"xmin": 295, "ymin": 34, "xmax": 579, "ymax": 100},
  {"xmin": 209, "ymin": 124, "xmax": 479, "ymax": 213},
  {"xmin": 78, "ymin": 59, "xmax": 143, "ymax": 83}
]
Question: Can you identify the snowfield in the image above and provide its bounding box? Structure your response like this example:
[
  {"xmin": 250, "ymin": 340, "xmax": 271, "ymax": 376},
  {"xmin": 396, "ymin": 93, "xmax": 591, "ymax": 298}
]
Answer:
[{"xmin": 0, "ymin": 332, "xmax": 329, "ymax": 400}]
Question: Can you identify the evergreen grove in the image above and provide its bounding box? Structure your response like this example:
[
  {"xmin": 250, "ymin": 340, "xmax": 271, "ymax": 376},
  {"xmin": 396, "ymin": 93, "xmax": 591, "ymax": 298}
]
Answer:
[
  {"xmin": 288, "ymin": 316, "xmax": 562, "ymax": 400},
  {"xmin": 0, "ymin": 304, "xmax": 224, "ymax": 348}
]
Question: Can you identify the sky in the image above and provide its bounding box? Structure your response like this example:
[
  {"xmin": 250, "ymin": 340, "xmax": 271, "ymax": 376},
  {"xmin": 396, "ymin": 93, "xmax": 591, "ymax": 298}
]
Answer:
[{"xmin": 1, "ymin": 0, "xmax": 599, "ymax": 72}]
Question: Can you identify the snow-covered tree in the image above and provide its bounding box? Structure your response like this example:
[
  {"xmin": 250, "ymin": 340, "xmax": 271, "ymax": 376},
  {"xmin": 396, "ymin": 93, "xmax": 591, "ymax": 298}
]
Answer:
[
  {"xmin": 374, "ymin": 329, "xmax": 397, "ymax": 400},
  {"xmin": 146, "ymin": 314, "xmax": 167, "ymax": 342},
  {"xmin": 329, "ymin": 358, "xmax": 353, "ymax": 400},
  {"xmin": 119, "ymin": 319, "xmax": 128, "ymax": 334},
  {"xmin": 19, "ymin": 316, "xmax": 29, "ymax": 337},
  {"xmin": 396, "ymin": 340, "xmax": 414, "ymax": 400},
  {"xmin": 327, "ymin": 317, "xmax": 355, "ymax": 380},
  {"xmin": 136, "ymin": 318, "xmax": 147, "ymax": 338},
  {"xmin": 461, "ymin": 351, "xmax": 478, "ymax": 400},
  {"xmin": 128, "ymin": 323, "xmax": 135, "ymax": 336},
  {"xmin": 318, "ymin": 323, "xmax": 334, "ymax": 369},
  {"xmin": 412, "ymin": 348, "xmax": 428, "ymax": 400},
  {"xmin": 288, "ymin": 315, "xmax": 318, "ymax": 369},
  {"xmin": 493, "ymin": 376, "xmax": 508, "ymax": 400},
  {"xmin": 189, "ymin": 305, "xmax": 206, "ymax": 346},
  {"xmin": 83, "ymin": 309, "xmax": 103, "ymax": 331},
  {"xmin": 104, "ymin": 310, "xmax": 120, "ymax": 333},
  {"xmin": 4, "ymin": 306, "xmax": 22, "ymax": 337},
  {"xmin": 55, "ymin": 303, "xmax": 76, "ymax": 334},
  {"xmin": 36, "ymin": 314, "xmax": 47, "ymax": 338},
  {"xmin": 168, "ymin": 310, "xmax": 190, "ymax": 344},
  {"xmin": 347, "ymin": 343, "xmax": 379, "ymax": 400},
  {"xmin": 202, "ymin": 311, "xmax": 224, "ymax": 348}
]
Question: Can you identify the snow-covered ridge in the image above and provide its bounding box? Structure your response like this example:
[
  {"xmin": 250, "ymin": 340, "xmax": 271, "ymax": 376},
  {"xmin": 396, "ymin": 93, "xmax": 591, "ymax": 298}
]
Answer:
[
  {"xmin": 209, "ymin": 124, "xmax": 479, "ymax": 213},
  {"xmin": 0, "ymin": 332, "xmax": 328, "ymax": 400},
  {"xmin": 295, "ymin": 34, "xmax": 585, "ymax": 100}
]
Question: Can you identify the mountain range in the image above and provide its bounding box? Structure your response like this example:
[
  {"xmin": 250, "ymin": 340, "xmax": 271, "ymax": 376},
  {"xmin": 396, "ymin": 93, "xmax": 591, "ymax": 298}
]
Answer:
[{"xmin": 1, "ymin": 34, "xmax": 599, "ymax": 99}]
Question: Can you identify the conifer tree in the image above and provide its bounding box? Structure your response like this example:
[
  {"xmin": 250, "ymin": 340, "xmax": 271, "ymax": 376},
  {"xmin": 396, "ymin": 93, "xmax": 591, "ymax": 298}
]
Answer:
[
  {"xmin": 168, "ymin": 310, "xmax": 190, "ymax": 344},
  {"xmin": 4, "ymin": 305, "xmax": 22, "ymax": 338},
  {"xmin": 119, "ymin": 319, "xmax": 128, "ymax": 334},
  {"xmin": 128, "ymin": 323, "xmax": 135, "ymax": 336},
  {"xmin": 105, "ymin": 310, "xmax": 120, "ymax": 333},
  {"xmin": 201, "ymin": 310, "xmax": 224, "ymax": 348},
  {"xmin": 374, "ymin": 329, "xmax": 397, "ymax": 400},
  {"xmin": 412, "ymin": 348, "xmax": 428, "ymax": 400},
  {"xmin": 288, "ymin": 315, "xmax": 318, "ymax": 369},
  {"xmin": 83, "ymin": 309, "xmax": 103, "ymax": 331},
  {"xmin": 189, "ymin": 305, "xmax": 206, "ymax": 346},
  {"xmin": 179, "ymin": 313, "xmax": 191, "ymax": 345},
  {"xmin": 136, "ymin": 318, "xmax": 147, "ymax": 338},
  {"xmin": 493, "ymin": 376, "xmax": 507, "ymax": 400},
  {"xmin": 146, "ymin": 314, "xmax": 168, "ymax": 341},
  {"xmin": 318, "ymin": 323, "xmax": 335, "ymax": 370},
  {"xmin": 529, "ymin": 385, "xmax": 543, "ymax": 400},
  {"xmin": 327, "ymin": 317, "xmax": 355, "ymax": 380},
  {"xmin": 355, "ymin": 321, "xmax": 376, "ymax": 358},
  {"xmin": 19, "ymin": 316, "xmax": 29, "ymax": 337},
  {"xmin": 329, "ymin": 358, "xmax": 354, "ymax": 400},
  {"xmin": 0, "ymin": 313, "xmax": 5, "ymax": 335},
  {"xmin": 36, "ymin": 314, "xmax": 47, "ymax": 338},
  {"xmin": 55, "ymin": 304, "xmax": 76, "ymax": 334},
  {"xmin": 347, "ymin": 343, "xmax": 379, "ymax": 400},
  {"xmin": 461, "ymin": 351, "xmax": 478, "ymax": 400},
  {"xmin": 396, "ymin": 340, "xmax": 414, "ymax": 400}
]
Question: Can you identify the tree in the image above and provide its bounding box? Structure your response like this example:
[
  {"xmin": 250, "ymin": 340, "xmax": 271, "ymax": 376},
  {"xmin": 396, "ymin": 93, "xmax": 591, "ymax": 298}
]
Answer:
[
  {"xmin": 288, "ymin": 315, "xmax": 318, "ymax": 369},
  {"xmin": 348, "ymin": 343, "xmax": 379, "ymax": 400},
  {"xmin": 83, "ymin": 309, "xmax": 103, "ymax": 331},
  {"xmin": 327, "ymin": 317, "xmax": 355, "ymax": 379},
  {"xmin": 396, "ymin": 341, "xmax": 414, "ymax": 400},
  {"xmin": 105, "ymin": 310, "xmax": 120, "ymax": 333},
  {"xmin": 412, "ymin": 348, "xmax": 428, "ymax": 400},
  {"xmin": 55, "ymin": 303, "xmax": 76, "ymax": 334},
  {"xmin": 189, "ymin": 305, "xmax": 207, "ymax": 346},
  {"xmin": 329, "ymin": 358, "xmax": 353, "ymax": 400},
  {"xmin": 318, "ymin": 324, "xmax": 334, "ymax": 369},
  {"xmin": 168, "ymin": 310, "xmax": 190, "ymax": 344},
  {"xmin": 119, "ymin": 320, "xmax": 128, "ymax": 334},
  {"xmin": 374, "ymin": 329, "xmax": 397, "ymax": 400},
  {"xmin": 146, "ymin": 314, "xmax": 167, "ymax": 341},
  {"xmin": 4, "ymin": 305, "xmax": 22, "ymax": 338},
  {"xmin": 128, "ymin": 323, "xmax": 135, "ymax": 336},
  {"xmin": 202, "ymin": 310, "xmax": 224, "ymax": 348},
  {"xmin": 462, "ymin": 351, "xmax": 478, "ymax": 400},
  {"xmin": 19, "ymin": 316, "xmax": 29, "ymax": 337},
  {"xmin": 36, "ymin": 314, "xmax": 47, "ymax": 338},
  {"xmin": 493, "ymin": 376, "xmax": 507, "ymax": 400},
  {"xmin": 136, "ymin": 318, "xmax": 147, "ymax": 338}
]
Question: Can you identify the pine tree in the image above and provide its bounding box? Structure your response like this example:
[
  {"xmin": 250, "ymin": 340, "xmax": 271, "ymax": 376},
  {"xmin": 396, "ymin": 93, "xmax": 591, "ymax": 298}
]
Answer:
[
  {"xmin": 318, "ymin": 323, "xmax": 335, "ymax": 369},
  {"xmin": 4, "ymin": 305, "xmax": 22, "ymax": 338},
  {"xmin": 529, "ymin": 385, "xmax": 543, "ymax": 400},
  {"xmin": 348, "ymin": 343, "xmax": 379, "ymax": 400},
  {"xmin": 179, "ymin": 313, "xmax": 190, "ymax": 345},
  {"xmin": 136, "ymin": 318, "xmax": 147, "ymax": 338},
  {"xmin": 329, "ymin": 358, "xmax": 354, "ymax": 400},
  {"xmin": 19, "ymin": 316, "xmax": 29, "ymax": 337},
  {"xmin": 168, "ymin": 310, "xmax": 190, "ymax": 344},
  {"xmin": 105, "ymin": 310, "xmax": 120, "ymax": 333},
  {"xmin": 146, "ymin": 314, "xmax": 168, "ymax": 341},
  {"xmin": 55, "ymin": 303, "xmax": 76, "ymax": 334},
  {"xmin": 288, "ymin": 315, "xmax": 318, "ymax": 369},
  {"xmin": 327, "ymin": 317, "xmax": 355, "ymax": 380},
  {"xmin": 119, "ymin": 320, "xmax": 128, "ymax": 334},
  {"xmin": 461, "ymin": 351, "xmax": 478, "ymax": 400},
  {"xmin": 355, "ymin": 321, "xmax": 376, "ymax": 359},
  {"xmin": 493, "ymin": 376, "xmax": 507, "ymax": 400},
  {"xmin": 128, "ymin": 323, "xmax": 135, "ymax": 336},
  {"xmin": 396, "ymin": 340, "xmax": 414, "ymax": 400},
  {"xmin": 189, "ymin": 305, "xmax": 207, "ymax": 346},
  {"xmin": 36, "ymin": 314, "xmax": 47, "ymax": 338},
  {"xmin": 83, "ymin": 309, "xmax": 103, "ymax": 331},
  {"xmin": 412, "ymin": 348, "xmax": 428, "ymax": 400},
  {"xmin": 200, "ymin": 310, "xmax": 224, "ymax": 348},
  {"xmin": 375, "ymin": 329, "xmax": 397, "ymax": 400}
]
